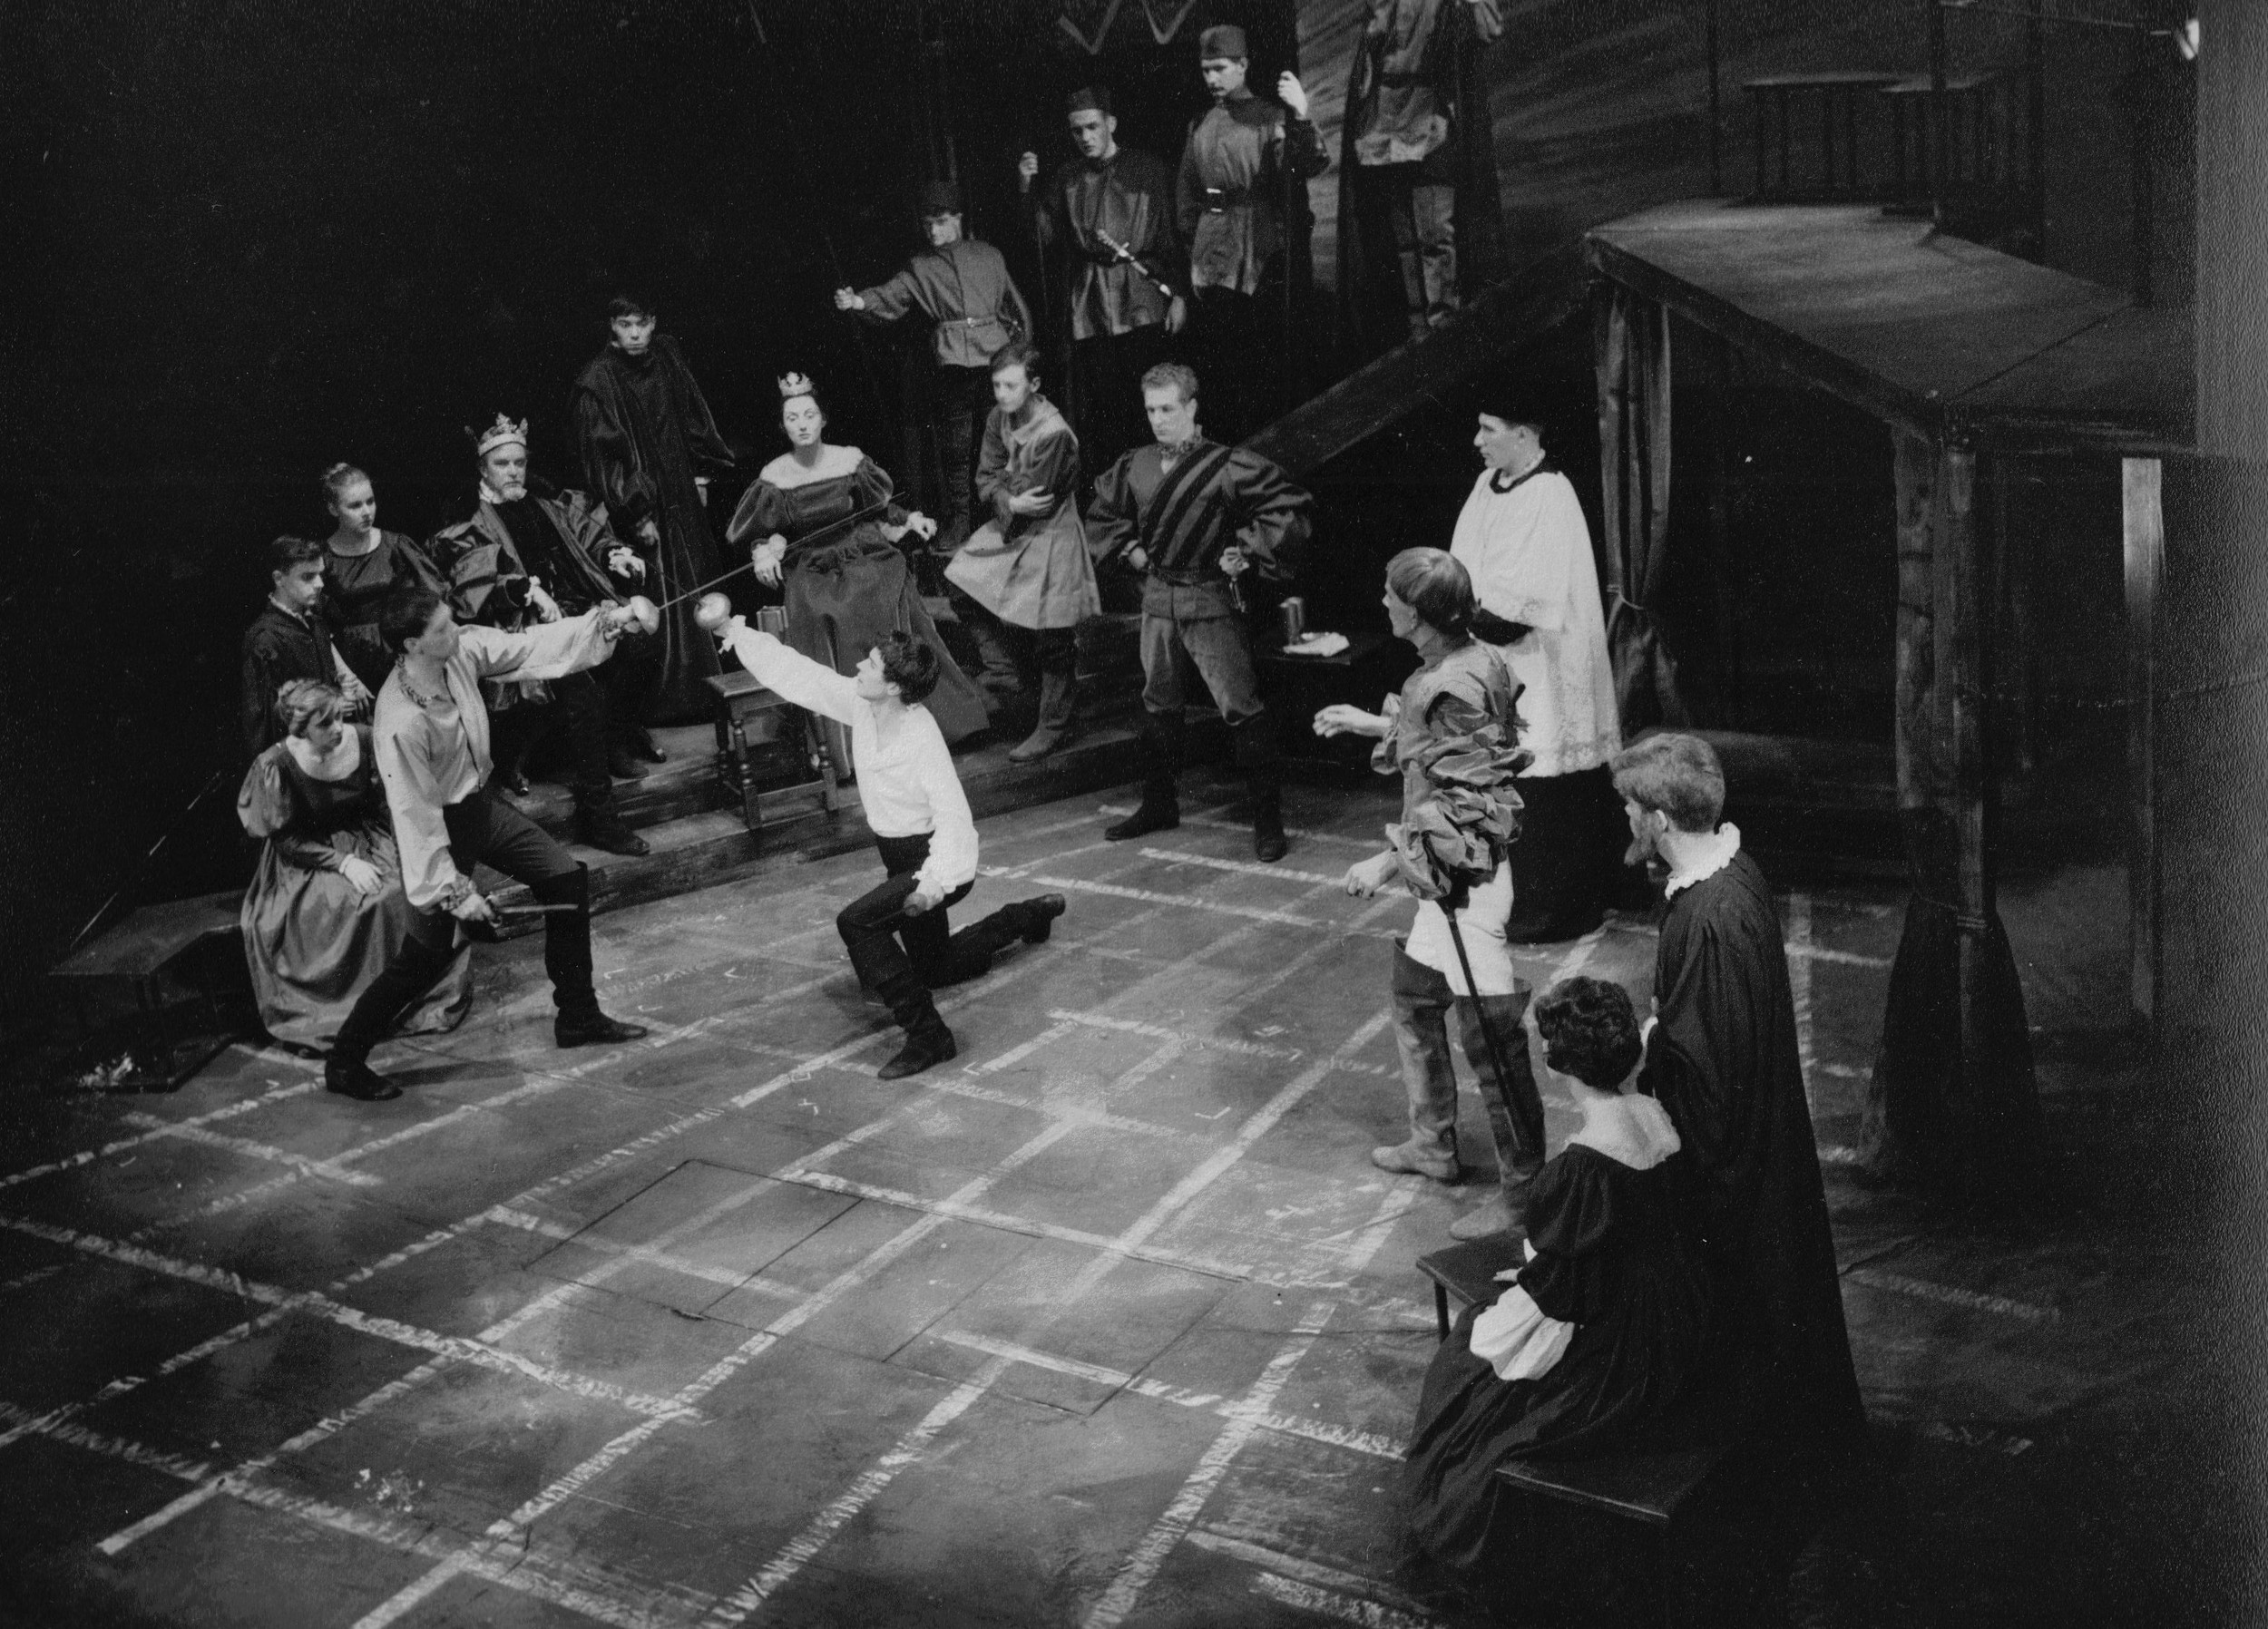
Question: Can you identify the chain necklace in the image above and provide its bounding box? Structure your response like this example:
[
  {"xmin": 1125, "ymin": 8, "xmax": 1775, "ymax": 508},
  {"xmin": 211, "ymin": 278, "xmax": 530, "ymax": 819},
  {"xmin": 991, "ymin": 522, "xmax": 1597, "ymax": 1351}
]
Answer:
[{"xmin": 396, "ymin": 658, "xmax": 450, "ymax": 712}]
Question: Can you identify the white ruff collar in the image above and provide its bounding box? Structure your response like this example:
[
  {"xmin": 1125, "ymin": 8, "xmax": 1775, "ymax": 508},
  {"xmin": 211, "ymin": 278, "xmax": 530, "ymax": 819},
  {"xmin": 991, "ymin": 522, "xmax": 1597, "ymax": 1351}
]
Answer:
[{"xmin": 1663, "ymin": 823, "xmax": 1741, "ymax": 899}]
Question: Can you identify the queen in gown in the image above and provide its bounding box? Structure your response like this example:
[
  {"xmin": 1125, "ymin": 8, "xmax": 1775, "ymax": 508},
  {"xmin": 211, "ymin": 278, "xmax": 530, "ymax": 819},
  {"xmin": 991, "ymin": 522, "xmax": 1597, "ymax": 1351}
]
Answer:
[
  {"xmin": 318, "ymin": 462, "xmax": 447, "ymax": 693},
  {"xmin": 726, "ymin": 372, "xmax": 989, "ymax": 746},
  {"xmin": 236, "ymin": 680, "xmax": 472, "ymax": 1049},
  {"xmin": 1401, "ymin": 975, "xmax": 1711, "ymax": 1577}
]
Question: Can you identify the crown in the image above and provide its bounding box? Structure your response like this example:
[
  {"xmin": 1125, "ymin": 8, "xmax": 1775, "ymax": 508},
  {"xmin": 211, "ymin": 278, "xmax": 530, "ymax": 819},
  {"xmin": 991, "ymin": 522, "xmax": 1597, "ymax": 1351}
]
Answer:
[
  {"xmin": 474, "ymin": 413, "xmax": 529, "ymax": 456},
  {"xmin": 777, "ymin": 371, "xmax": 816, "ymax": 399}
]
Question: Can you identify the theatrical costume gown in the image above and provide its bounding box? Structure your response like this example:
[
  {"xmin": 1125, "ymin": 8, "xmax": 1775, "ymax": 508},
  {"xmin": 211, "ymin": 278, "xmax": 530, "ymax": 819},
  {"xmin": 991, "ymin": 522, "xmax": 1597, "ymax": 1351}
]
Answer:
[
  {"xmin": 236, "ymin": 727, "xmax": 472, "ymax": 1049},
  {"xmin": 1639, "ymin": 834, "xmax": 1868, "ymax": 1449},
  {"xmin": 1450, "ymin": 463, "xmax": 1622, "ymax": 939},
  {"xmin": 726, "ymin": 447, "xmax": 988, "ymax": 745},
  {"xmin": 324, "ymin": 532, "xmax": 445, "ymax": 693},
  {"xmin": 572, "ymin": 336, "xmax": 736, "ymax": 721},
  {"xmin": 1402, "ymin": 1096, "xmax": 1708, "ymax": 1575},
  {"xmin": 946, "ymin": 395, "xmax": 1100, "ymax": 632}
]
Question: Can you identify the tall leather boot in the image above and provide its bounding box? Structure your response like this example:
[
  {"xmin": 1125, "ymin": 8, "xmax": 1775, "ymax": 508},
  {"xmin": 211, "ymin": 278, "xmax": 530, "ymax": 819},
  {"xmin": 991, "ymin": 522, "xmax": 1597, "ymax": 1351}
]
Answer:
[
  {"xmin": 1010, "ymin": 631, "xmax": 1080, "ymax": 763},
  {"xmin": 873, "ymin": 964, "xmax": 957, "ymax": 1080},
  {"xmin": 539, "ymin": 866, "xmax": 650, "ymax": 1047},
  {"xmin": 1232, "ymin": 715, "xmax": 1288, "ymax": 863},
  {"xmin": 327, "ymin": 930, "xmax": 455, "ymax": 1100},
  {"xmin": 1104, "ymin": 711, "xmax": 1182, "ymax": 841}
]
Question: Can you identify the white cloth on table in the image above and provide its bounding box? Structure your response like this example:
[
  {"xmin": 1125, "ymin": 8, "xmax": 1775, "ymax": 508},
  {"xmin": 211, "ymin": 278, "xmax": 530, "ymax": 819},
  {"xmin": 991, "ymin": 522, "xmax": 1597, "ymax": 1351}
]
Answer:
[
  {"xmin": 721, "ymin": 623, "xmax": 978, "ymax": 896},
  {"xmin": 374, "ymin": 613, "xmax": 616, "ymax": 909},
  {"xmin": 1448, "ymin": 466, "xmax": 1620, "ymax": 777}
]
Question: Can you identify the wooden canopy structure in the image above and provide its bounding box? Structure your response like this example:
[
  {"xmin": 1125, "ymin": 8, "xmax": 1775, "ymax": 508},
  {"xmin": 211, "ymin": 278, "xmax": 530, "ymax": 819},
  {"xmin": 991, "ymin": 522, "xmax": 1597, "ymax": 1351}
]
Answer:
[{"xmin": 1587, "ymin": 200, "xmax": 2192, "ymax": 1192}]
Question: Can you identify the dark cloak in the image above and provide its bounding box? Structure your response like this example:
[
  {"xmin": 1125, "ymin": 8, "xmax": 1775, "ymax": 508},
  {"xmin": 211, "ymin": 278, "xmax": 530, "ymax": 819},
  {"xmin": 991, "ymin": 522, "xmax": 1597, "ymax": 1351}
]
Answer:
[
  {"xmin": 1638, "ymin": 848, "xmax": 1868, "ymax": 1449},
  {"xmin": 572, "ymin": 334, "xmax": 735, "ymax": 722}
]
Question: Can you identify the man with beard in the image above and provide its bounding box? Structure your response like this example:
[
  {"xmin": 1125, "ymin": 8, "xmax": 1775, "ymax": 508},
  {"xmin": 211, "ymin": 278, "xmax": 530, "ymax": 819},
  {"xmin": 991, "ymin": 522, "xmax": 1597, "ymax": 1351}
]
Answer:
[
  {"xmin": 1017, "ymin": 87, "xmax": 1188, "ymax": 473},
  {"xmin": 836, "ymin": 180, "xmax": 1032, "ymax": 554},
  {"xmin": 1176, "ymin": 24, "xmax": 1327, "ymax": 442},
  {"xmin": 425, "ymin": 414, "xmax": 650, "ymax": 857},
  {"xmin": 572, "ymin": 293, "xmax": 737, "ymax": 727},
  {"xmin": 240, "ymin": 535, "xmax": 371, "ymax": 757},
  {"xmin": 1615, "ymin": 731, "xmax": 1868, "ymax": 1454}
]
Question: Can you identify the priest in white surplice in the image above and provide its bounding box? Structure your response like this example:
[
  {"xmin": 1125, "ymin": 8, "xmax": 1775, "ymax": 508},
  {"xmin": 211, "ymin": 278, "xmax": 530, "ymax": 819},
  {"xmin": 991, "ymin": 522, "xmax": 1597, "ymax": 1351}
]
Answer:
[{"xmin": 1449, "ymin": 408, "xmax": 1622, "ymax": 941}]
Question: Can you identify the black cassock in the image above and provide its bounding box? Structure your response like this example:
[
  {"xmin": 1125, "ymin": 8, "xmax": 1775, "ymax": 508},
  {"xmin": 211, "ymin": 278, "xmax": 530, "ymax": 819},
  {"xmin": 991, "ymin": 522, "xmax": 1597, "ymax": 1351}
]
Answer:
[
  {"xmin": 1640, "ymin": 848, "xmax": 1867, "ymax": 1449},
  {"xmin": 572, "ymin": 336, "xmax": 734, "ymax": 722}
]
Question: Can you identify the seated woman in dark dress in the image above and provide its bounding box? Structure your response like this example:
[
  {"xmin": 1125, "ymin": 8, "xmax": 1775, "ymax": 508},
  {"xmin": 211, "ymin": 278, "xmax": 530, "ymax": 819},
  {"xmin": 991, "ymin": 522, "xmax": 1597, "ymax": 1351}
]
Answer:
[
  {"xmin": 726, "ymin": 371, "xmax": 989, "ymax": 747},
  {"xmin": 318, "ymin": 462, "xmax": 446, "ymax": 693},
  {"xmin": 1402, "ymin": 975, "xmax": 1709, "ymax": 1578},
  {"xmin": 236, "ymin": 678, "xmax": 472, "ymax": 1050}
]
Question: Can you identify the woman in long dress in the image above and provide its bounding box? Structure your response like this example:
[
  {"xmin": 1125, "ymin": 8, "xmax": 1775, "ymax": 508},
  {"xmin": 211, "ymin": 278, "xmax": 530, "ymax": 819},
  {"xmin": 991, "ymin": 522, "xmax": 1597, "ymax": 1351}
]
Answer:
[
  {"xmin": 236, "ymin": 679, "xmax": 472, "ymax": 1050},
  {"xmin": 727, "ymin": 373, "xmax": 990, "ymax": 746},
  {"xmin": 944, "ymin": 340, "xmax": 1100, "ymax": 762},
  {"xmin": 1401, "ymin": 975, "xmax": 1711, "ymax": 1577},
  {"xmin": 317, "ymin": 463, "xmax": 446, "ymax": 694}
]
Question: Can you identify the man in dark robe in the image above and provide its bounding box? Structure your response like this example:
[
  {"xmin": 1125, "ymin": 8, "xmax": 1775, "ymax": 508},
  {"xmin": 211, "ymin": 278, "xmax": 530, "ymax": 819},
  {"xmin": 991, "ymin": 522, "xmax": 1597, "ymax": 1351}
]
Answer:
[
  {"xmin": 1086, "ymin": 362, "xmax": 1310, "ymax": 863},
  {"xmin": 836, "ymin": 180, "xmax": 1033, "ymax": 554},
  {"xmin": 240, "ymin": 536, "xmax": 370, "ymax": 757},
  {"xmin": 1018, "ymin": 86, "xmax": 1188, "ymax": 475},
  {"xmin": 1617, "ymin": 732, "xmax": 1868, "ymax": 1452},
  {"xmin": 572, "ymin": 293, "xmax": 736, "ymax": 727},
  {"xmin": 1176, "ymin": 24, "xmax": 1328, "ymax": 443},
  {"xmin": 424, "ymin": 415, "xmax": 650, "ymax": 857},
  {"xmin": 1337, "ymin": 0, "xmax": 1502, "ymax": 346}
]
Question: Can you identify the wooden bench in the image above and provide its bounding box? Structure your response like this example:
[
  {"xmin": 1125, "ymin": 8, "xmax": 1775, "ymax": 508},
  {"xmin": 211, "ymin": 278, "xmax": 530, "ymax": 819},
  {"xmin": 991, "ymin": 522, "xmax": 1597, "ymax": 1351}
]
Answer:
[
  {"xmin": 704, "ymin": 669, "xmax": 842, "ymax": 834},
  {"xmin": 1415, "ymin": 1241, "xmax": 1737, "ymax": 1625},
  {"xmin": 48, "ymin": 891, "xmax": 250, "ymax": 1090}
]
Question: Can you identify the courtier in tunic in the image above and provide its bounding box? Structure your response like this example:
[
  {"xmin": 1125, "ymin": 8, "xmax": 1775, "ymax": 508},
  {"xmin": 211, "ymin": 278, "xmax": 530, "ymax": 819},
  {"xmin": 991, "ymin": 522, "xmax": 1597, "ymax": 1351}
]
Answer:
[
  {"xmin": 1339, "ymin": 0, "xmax": 1502, "ymax": 341},
  {"xmin": 240, "ymin": 600, "xmax": 365, "ymax": 759},
  {"xmin": 717, "ymin": 620, "xmax": 1066, "ymax": 1080},
  {"xmin": 841, "ymin": 181, "xmax": 1033, "ymax": 551},
  {"xmin": 945, "ymin": 386, "xmax": 1100, "ymax": 763},
  {"xmin": 1403, "ymin": 1088, "xmax": 1707, "ymax": 1576},
  {"xmin": 323, "ymin": 532, "xmax": 445, "ymax": 694},
  {"xmin": 236, "ymin": 725, "xmax": 471, "ymax": 1049},
  {"xmin": 425, "ymin": 464, "xmax": 648, "ymax": 849},
  {"xmin": 1452, "ymin": 447, "xmax": 1622, "ymax": 941},
  {"xmin": 727, "ymin": 445, "xmax": 989, "ymax": 747},
  {"xmin": 1360, "ymin": 627, "xmax": 1546, "ymax": 1238},
  {"xmin": 1088, "ymin": 370, "xmax": 1310, "ymax": 859},
  {"xmin": 573, "ymin": 327, "xmax": 736, "ymax": 722},
  {"xmin": 1022, "ymin": 87, "xmax": 1188, "ymax": 472},
  {"xmin": 1178, "ymin": 26, "xmax": 1328, "ymax": 441},
  {"xmin": 1628, "ymin": 801, "xmax": 1867, "ymax": 1452},
  {"xmin": 323, "ymin": 606, "xmax": 648, "ymax": 1101}
]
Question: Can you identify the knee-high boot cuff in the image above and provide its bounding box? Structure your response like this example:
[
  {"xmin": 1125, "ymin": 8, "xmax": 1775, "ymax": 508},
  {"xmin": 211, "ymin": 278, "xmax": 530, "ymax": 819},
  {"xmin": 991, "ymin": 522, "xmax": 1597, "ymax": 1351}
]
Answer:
[
  {"xmin": 531, "ymin": 864, "xmax": 591, "ymax": 908},
  {"xmin": 1229, "ymin": 715, "xmax": 1282, "ymax": 780}
]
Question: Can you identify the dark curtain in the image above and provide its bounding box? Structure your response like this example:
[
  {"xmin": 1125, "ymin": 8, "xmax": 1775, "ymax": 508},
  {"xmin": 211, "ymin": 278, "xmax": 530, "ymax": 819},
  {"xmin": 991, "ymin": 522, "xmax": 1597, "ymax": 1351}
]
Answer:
[{"xmin": 1593, "ymin": 283, "xmax": 1684, "ymax": 731}]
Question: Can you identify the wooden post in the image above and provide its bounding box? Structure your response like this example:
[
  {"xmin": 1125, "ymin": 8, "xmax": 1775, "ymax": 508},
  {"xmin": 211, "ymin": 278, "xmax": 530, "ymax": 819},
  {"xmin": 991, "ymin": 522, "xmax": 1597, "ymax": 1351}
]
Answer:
[
  {"xmin": 1706, "ymin": 0, "xmax": 1723, "ymax": 195},
  {"xmin": 2122, "ymin": 457, "xmax": 2161, "ymax": 1026},
  {"xmin": 1927, "ymin": 0, "xmax": 1949, "ymax": 221}
]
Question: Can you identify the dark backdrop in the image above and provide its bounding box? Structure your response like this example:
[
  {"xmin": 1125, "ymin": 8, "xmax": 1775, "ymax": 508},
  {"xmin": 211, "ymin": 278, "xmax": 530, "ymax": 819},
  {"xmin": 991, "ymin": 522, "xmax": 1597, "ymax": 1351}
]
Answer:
[{"xmin": 0, "ymin": 0, "xmax": 1303, "ymax": 1047}]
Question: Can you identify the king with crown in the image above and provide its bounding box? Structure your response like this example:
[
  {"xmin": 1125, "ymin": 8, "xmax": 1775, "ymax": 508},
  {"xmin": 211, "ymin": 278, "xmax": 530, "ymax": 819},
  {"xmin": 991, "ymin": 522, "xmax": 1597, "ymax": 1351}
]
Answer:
[{"xmin": 423, "ymin": 411, "xmax": 654, "ymax": 855}]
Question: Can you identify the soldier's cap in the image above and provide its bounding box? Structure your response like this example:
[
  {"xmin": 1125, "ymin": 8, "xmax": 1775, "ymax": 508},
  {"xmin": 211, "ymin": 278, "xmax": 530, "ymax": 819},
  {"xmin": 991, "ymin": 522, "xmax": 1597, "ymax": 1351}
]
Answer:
[
  {"xmin": 1067, "ymin": 86, "xmax": 1113, "ymax": 116},
  {"xmin": 919, "ymin": 179, "xmax": 962, "ymax": 218},
  {"xmin": 1198, "ymin": 24, "xmax": 1248, "ymax": 60}
]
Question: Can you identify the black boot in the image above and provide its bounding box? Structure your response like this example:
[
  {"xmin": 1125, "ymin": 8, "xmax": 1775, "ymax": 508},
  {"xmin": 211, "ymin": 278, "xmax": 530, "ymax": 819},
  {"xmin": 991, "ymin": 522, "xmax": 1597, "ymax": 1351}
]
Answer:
[
  {"xmin": 327, "ymin": 930, "xmax": 454, "ymax": 1100},
  {"xmin": 607, "ymin": 744, "xmax": 648, "ymax": 781},
  {"xmin": 1233, "ymin": 716, "xmax": 1288, "ymax": 863},
  {"xmin": 1016, "ymin": 893, "xmax": 1068, "ymax": 944},
  {"xmin": 872, "ymin": 966, "xmax": 957, "ymax": 1079},
  {"xmin": 576, "ymin": 807, "xmax": 650, "ymax": 857},
  {"xmin": 1104, "ymin": 713, "xmax": 1182, "ymax": 841},
  {"xmin": 632, "ymin": 726, "xmax": 667, "ymax": 764}
]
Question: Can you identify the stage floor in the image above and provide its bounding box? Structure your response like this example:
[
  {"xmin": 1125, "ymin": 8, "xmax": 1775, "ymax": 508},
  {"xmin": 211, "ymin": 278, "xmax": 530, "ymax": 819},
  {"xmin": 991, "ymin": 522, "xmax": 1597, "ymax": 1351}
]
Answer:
[{"xmin": 0, "ymin": 776, "xmax": 2233, "ymax": 1626}]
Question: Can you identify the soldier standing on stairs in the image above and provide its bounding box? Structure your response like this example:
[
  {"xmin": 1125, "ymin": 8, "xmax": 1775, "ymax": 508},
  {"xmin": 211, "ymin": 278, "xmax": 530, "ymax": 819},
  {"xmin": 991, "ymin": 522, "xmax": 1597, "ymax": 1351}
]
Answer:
[
  {"xmin": 1085, "ymin": 361, "xmax": 1311, "ymax": 863},
  {"xmin": 835, "ymin": 180, "xmax": 1033, "ymax": 559}
]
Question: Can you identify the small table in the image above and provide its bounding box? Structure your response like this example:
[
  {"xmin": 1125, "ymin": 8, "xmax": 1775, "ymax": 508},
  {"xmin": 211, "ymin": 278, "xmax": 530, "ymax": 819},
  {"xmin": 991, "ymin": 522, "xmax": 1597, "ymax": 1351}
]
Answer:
[
  {"xmin": 703, "ymin": 670, "xmax": 841, "ymax": 833},
  {"xmin": 1255, "ymin": 629, "xmax": 1413, "ymax": 774},
  {"xmin": 1414, "ymin": 1236, "xmax": 1527, "ymax": 1338}
]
